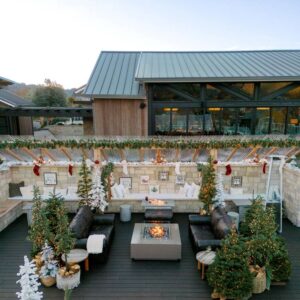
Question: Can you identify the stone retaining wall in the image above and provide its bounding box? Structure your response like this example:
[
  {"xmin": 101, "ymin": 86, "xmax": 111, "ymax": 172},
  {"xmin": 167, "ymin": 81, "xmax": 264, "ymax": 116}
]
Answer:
[
  {"xmin": 7, "ymin": 163, "xmax": 268, "ymax": 196},
  {"xmin": 0, "ymin": 169, "xmax": 10, "ymax": 201},
  {"xmin": 283, "ymin": 166, "xmax": 300, "ymax": 227}
]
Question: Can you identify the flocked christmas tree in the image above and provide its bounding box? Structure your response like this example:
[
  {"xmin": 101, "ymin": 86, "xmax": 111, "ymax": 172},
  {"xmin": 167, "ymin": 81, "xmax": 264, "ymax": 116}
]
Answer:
[
  {"xmin": 28, "ymin": 186, "xmax": 50, "ymax": 256},
  {"xmin": 16, "ymin": 256, "xmax": 43, "ymax": 300},
  {"xmin": 213, "ymin": 172, "xmax": 225, "ymax": 207},
  {"xmin": 90, "ymin": 165, "xmax": 108, "ymax": 213},
  {"xmin": 77, "ymin": 156, "xmax": 93, "ymax": 206},
  {"xmin": 207, "ymin": 229, "xmax": 253, "ymax": 299},
  {"xmin": 198, "ymin": 156, "xmax": 217, "ymax": 213}
]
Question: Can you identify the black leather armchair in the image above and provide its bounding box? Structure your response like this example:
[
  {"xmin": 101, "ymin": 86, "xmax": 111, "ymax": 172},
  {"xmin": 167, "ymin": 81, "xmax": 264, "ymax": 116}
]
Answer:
[
  {"xmin": 189, "ymin": 206, "xmax": 233, "ymax": 253},
  {"xmin": 69, "ymin": 206, "xmax": 115, "ymax": 263}
]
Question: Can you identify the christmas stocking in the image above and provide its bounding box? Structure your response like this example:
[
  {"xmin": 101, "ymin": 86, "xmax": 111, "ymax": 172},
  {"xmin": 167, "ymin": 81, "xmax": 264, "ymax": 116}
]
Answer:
[
  {"xmin": 225, "ymin": 164, "xmax": 232, "ymax": 176},
  {"xmin": 262, "ymin": 162, "xmax": 267, "ymax": 174},
  {"xmin": 68, "ymin": 163, "xmax": 73, "ymax": 176},
  {"xmin": 33, "ymin": 164, "xmax": 40, "ymax": 176}
]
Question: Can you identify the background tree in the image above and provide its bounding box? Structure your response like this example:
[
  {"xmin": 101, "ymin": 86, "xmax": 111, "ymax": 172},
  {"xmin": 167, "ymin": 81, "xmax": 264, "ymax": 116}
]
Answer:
[
  {"xmin": 77, "ymin": 156, "xmax": 93, "ymax": 206},
  {"xmin": 198, "ymin": 156, "xmax": 216, "ymax": 213},
  {"xmin": 32, "ymin": 79, "xmax": 66, "ymax": 107},
  {"xmin": 28, "ymin": 186, "xmax": 50, "ymax": 256}
]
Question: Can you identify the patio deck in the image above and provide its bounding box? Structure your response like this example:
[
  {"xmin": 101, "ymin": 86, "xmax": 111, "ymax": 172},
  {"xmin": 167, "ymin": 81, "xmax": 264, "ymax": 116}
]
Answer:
[{"xmin": 0, "ymin": 213, "xmax": 299, "ymax": 300}]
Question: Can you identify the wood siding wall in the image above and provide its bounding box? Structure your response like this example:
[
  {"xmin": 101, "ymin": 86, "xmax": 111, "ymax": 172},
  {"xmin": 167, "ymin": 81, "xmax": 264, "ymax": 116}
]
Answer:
[
  {"xmin": 18, "ymin": 117, "xmax": 33, "ymax": 135},
  {"xmin": 93, "ymin": 99, "xmax": 148, "ymax": 136}
]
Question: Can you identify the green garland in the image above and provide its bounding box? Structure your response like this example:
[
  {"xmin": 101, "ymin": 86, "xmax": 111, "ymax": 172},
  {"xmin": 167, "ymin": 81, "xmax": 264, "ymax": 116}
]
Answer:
[{"xmin": 0, "ymin": 137, "xmax": 299, "ymax": 150}]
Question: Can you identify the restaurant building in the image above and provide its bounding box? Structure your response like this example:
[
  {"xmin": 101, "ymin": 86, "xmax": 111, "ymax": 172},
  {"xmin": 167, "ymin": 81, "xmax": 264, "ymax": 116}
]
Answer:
[{"xmin": 84, "ymin": 50, "xmax": 300, "ymax": 136}]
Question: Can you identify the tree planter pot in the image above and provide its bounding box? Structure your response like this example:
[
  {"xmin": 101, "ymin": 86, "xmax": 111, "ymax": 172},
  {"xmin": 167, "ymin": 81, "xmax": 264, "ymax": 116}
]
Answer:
[
  {"xmin": 56, "ymin": 265, "xmax": 80, "ymax": 291},
  {"xmin": 40, "ymin": 276, "xmax": 56, "ymax": 287},
  {"xmin": 250, "ymin": 266, "xmax": 266, "ymax": 294}
]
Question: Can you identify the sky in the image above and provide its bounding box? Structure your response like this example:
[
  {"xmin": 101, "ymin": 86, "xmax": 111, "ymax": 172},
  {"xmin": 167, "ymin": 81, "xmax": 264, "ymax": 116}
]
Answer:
[{"xmin": 1, "ymin": 0, "xmax": 300, "ymax": 89}]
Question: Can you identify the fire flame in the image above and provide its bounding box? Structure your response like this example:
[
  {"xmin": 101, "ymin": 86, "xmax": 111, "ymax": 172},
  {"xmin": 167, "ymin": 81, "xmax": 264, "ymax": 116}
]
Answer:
[{"xmin": 149, "ymin": 225, "xmax": 166, "ymax": 238}]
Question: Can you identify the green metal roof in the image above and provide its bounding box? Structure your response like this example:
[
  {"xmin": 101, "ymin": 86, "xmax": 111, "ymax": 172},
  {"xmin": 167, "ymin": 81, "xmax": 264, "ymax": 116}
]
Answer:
[
  {"xmin": 0, "ymin": 89, "xmax": 32, "ymax": 107},
  {"xmin": 84, "ymin": 52, "xmax": 145, "ymax": 99},
  {"xmin": 84, "ymin": 50, "xmax": 300, "ymax": 98},
  {"xmin": 135, "ymin": 50, "xmax": 300, "ymax": 82}
]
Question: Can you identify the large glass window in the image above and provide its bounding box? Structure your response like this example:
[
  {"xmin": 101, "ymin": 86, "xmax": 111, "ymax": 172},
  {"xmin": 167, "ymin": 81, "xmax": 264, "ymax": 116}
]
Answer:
[
  {"xmin": 237, "ymin": 108, "xmax": 253, "ymax": 135},
  {"xmin": 188, "ymin": 109, "xmax": 204, "ymax": 134},
  {"xmin": 153, "ymin": 84, "xmax": 200, "ymax": 101},
  {"xmin": 287, "ymin": 107, "xmax": 300, "ymax": 134},
  {"xmin": 260, "ymin": 82, "xmax": 292, "ymax": 99},
  {"xmin": 206, "ymin": 83, "xmax": 254, "ymax": 100},
  {"xmin": 221, "ymin": 108, "xmax": 238, "ymax": 134},
  {"xmin": 271, "ymin": 108, "xmax": 286, "ymax": 134},
  {"xmin": 205, "ymin": 108, "xmax": 222, "ymax": 134},
  {"xmin": 0, "ymin": 117, "xmax": 9, "ymax": 134},
  {"xmin": 280, "ymin": 86, "xmax": 300, "ymax": 100},
  {"xmin": 254, "ymin": 108, "xmax": 271, "ymax": 134},
  {"xmin": 171, "ymin": 108, "xmax": 187, "ymax": 134},
  {"xmin": 154, "ymin": 108, "xmax": 171, "ymax": 134}
]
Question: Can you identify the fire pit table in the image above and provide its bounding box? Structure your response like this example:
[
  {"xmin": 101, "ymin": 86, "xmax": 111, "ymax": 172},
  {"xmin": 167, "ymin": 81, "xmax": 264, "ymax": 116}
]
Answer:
[{"xmin": 130, "ymin": 223, "xmax": 181, "ymax": 260}]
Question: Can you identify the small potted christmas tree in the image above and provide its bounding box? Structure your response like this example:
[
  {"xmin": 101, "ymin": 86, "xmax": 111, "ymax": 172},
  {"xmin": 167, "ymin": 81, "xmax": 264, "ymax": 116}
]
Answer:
[
  {"xmin": 53, "ymin": 196, "xmax": 77, "ymax": 300},
  {"xmin": 39, "ymin": 243, "xmax": 58, "ymax": 287},
  {"xmin": 28, "ymin": 186, "xmax": 50, "ymax": 257},
  {"xmin": 16, "ymin": 256, "xmax": 43, "ymax": 300},
  {"xmin": 207, "ymin": 229, "xmax": 253, "ymax": 300},
  {"xmin": 241, "ymin": 197, "xmax": 291, "ymax": 290}
]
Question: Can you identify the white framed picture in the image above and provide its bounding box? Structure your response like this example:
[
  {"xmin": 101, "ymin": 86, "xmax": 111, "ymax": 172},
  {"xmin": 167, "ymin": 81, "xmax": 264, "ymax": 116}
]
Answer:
[
  {"xmin": 159, "ymin": 171, "xmax": 169, "ymax": 181},
  {"xmin": 175, "ymin": 174, "xmax": 185, "ymax": 185},
  {"xmin": 231, "ymin": 176, "xmax": 242, "ymax": 187},
  {"xmin": 149, "ymin": 185, "xmax": 160, "ymax": 194},
  {"xmin": 140, "ymin": 175, "xmax": 150, "ymax": 185},
  {"xmin": 44, "ymin": 172, "xmax": 57, "ymax": 185},
  {"xmin": 119, "ymin": 177, "xmax": 132, "ymax": 189}
]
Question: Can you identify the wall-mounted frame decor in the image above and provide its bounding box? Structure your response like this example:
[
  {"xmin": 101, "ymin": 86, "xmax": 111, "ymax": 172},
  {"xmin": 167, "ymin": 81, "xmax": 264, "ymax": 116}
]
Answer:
[
  {"xmin": 231, "ymin": 176, "xmax": 242, "ymax": 187},
  {"xmin": 119, "ymin": 177, "xmax": 132, "ymax": 189},
  {"xmin": 175, "ymin": 174, "xmax": 185, "ymax": 185},
  {"xmin": 159, "ymin": 171, "xmax": 169, "ymax": 181},
  {"xmin": 140, "ymin": 175, "xmax": 150, "ymax": 185},
  {"xmin": 44, "ymin": 172, "xmax": 57, "ymax": 185},
  {"xmin": 149, "ymin": 185, "xmax": 160, "ymax": 194}
]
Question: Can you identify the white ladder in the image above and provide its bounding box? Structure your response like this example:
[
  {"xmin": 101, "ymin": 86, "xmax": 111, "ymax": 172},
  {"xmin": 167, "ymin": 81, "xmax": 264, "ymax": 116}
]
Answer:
[{"xmin": 265, "ymin": 155, "xmax": 285, "ymax": 233}]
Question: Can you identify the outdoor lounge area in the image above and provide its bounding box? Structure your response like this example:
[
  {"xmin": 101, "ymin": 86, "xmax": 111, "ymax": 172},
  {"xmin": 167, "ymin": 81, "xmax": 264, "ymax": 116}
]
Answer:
[
  {"xmin": 0, "ymin": 213, "xmax": 300, "ymax": 299},
  {"xmin": 0, "ymin": 136, "xmax": 299, "ymax": 299}
]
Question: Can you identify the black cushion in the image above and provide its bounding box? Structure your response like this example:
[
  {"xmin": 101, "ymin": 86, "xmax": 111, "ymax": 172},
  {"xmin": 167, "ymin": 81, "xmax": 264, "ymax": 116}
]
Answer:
[
  {"xmin": 9, "ymin": 181, "xmax": 24, "ymax": 197},
  {"xmin": 69, "ymin": 206, "xmax": 94, "ymax": 239},
  {"xmin": 211, "ymin": 206, "xmax": 225, "ymax": 226},
  {"xmin": 93, "ymin": 214, "xmax": 115, "ymax": 225},
  {"xmin": 74, "ymin": 238, "xmax": 88, "ymax": 249},
  {"xmin": 214, "ymin": 218, "xmax": 232, "ymax": 239},
  {"xmin": 190, "ymin": 224, "xmax": 215, "ymax": 241},
  {"xmin": 189, "ymin": 214, "xmax": 211, "ymax": 225}
]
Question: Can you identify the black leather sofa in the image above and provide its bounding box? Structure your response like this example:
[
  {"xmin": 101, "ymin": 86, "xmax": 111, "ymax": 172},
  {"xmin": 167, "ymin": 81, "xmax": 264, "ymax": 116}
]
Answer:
[
  {"xmin": 69, "ymin": 206, "xmax": 115, "ymax": 263},
  {"xmin": 189, "ymin": 206, "xmax": 233, "ymax": 253}
]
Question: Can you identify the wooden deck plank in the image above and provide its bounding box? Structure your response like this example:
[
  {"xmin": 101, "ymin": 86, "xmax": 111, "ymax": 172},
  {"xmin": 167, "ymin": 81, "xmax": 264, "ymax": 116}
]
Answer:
[{"xmin": 0, "ymin": 214, "xmax": 299, "ymax": 299}]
